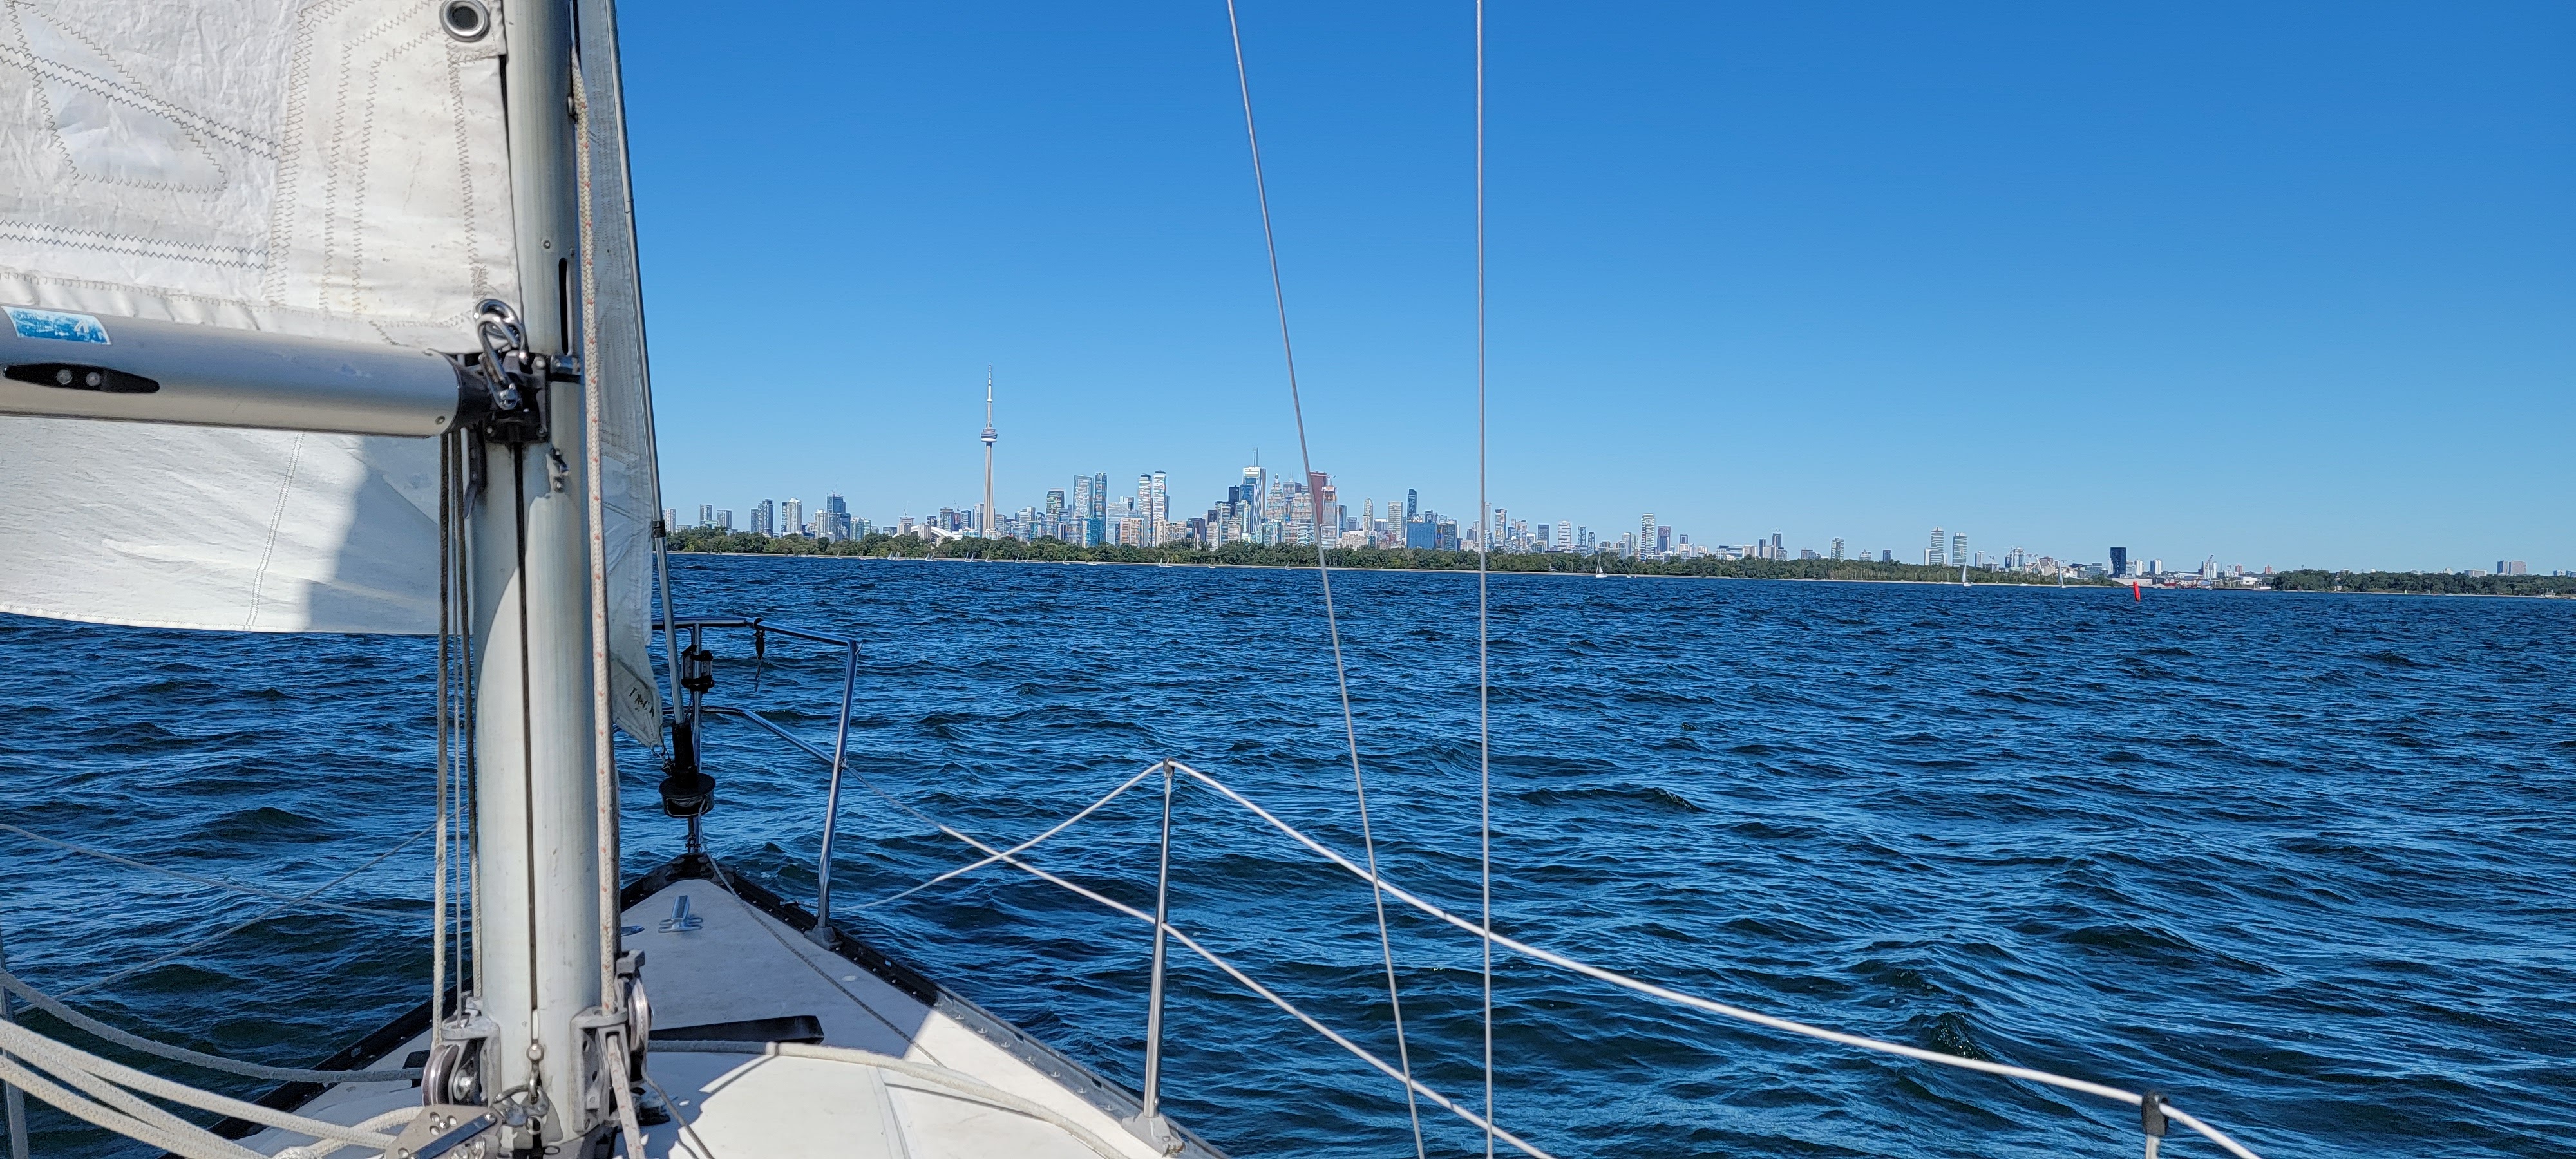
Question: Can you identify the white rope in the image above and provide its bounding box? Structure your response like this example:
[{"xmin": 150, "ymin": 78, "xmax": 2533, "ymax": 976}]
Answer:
[
  {"xmin": 603, "ymin": 1030, "xmax": 647, "ymax": 1159},
  {"xmin": 273, "ymin": 1107, "xmax": 416, "ymax": 1159},
  {"xmin": 0, "ymin": 1051, "xmax": 261, "ymax": 1159},
  {"xmin": 0, "ymin": 966, "xmax": 417, "ymax": 1083},
  {"xmin": 903, "ymin": 822, "xmax": 1557, "ymax": 1159},
  {"xmin": 1165, "ymin": 760, "xmax": 2266, "ymax": 1159},
  {"xmin": 1218, "ymin": 5, "xmax": 1428, "ymax": 1157},
  {"xmin": 648, "ymin": 1040, "xmax": 1132, "ymax": 1159},
  {"xmin": 853, "ymin": 761, "xmax": 1163, "ymax": 912},
  {"xmin": 0, "ymin": 1020, "xmax": 397, "ymax": 1154}
]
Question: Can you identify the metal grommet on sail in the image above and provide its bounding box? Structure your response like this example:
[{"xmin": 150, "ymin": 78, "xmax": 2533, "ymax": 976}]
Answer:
[{"xmin": 440, "ymin": 0, "xmax": 491, "ymax": 41}]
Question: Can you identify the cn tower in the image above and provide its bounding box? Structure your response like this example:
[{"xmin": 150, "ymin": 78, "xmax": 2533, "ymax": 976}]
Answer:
[{"xmin": 980, "ymin": 367, "xmax": 997, "ymax": 538}]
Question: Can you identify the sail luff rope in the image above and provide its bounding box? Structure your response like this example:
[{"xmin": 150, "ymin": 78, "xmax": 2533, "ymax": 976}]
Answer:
[
  {"xmin": 1220, "ymin": 3, "xmax": 1428, "ymax": 1155},
  {"xmin": 1473, "ymin": 4, "xmax": 1496, "ymax": 1157},
  {"xmin": 572, "ymin": 54, "xmax": 623, "ymax": 1009},
  {"xmin": 435, "ymin": 429, "xmax": 453, "ymax": 1059}
]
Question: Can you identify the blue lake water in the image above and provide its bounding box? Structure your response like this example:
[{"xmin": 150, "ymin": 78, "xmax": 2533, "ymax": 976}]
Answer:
[{"xmin": 2, "ymin": 556, "xmax": 2570, "ymax": 1158}]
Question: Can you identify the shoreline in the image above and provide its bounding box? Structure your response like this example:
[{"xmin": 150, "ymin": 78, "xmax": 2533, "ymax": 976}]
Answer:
[
  {"xmin": 668, "ymin": 551, "xmax": 2158, "ymax": 590},
  {"xmin": 666, "ymin": 551, "xmax": 2573, "ymax": 599}
]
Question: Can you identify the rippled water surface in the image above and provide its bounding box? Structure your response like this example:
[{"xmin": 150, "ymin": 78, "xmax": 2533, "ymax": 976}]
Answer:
[{"xmin": 3, "ymin": 556, "xmax": 2571, "ymax": 1158}]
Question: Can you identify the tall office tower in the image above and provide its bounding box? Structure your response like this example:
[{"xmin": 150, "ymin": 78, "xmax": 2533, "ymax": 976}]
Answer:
[
  {"xmin": 1493, "ymin": 505, "xmax": 1508, "ymax": 547},
  {"xmin": 980, "ymin": 368, "xmax": 998, "ymax": 538},
  {"xmin": 1406, "ymin": 489, "xmax": 1417, "ymax": 518},
  {"xmin": 1638, "ymin": 514, "xmax": 1657, "ymax": 560},
  {"xmin": 1927, "ymin": 527, "xmax": 1946, "ymax": 567},
  {"xmin": 782, "ymin": 498, "xmax": 805, "ymax": 536},
  {"xmin": 1134, "ymin": 475, "xmax": 1155, "ymax": 546},
  {"xmin": 825, "ymin": 493, "xmax": 847, "ymax": 516},
  {"xmin": 1091, "ymin": 473, "xmax": 1108, "ymax": 520},
  {"xmin": 697, "ymin": 503, "xmax": 714, "ymax": 527},
  {"xmin": 1152, "ymin": 471, "xmax": 1169, "ymax": 531},
  {"xmin": 1242, "ymin": 466, "xmax": 1263, "ymax": 513},
  {"xmin": 2109, "ymin": 547, "xmax": 2128, "ymax": 577},
  {"xmin": 715, "ymin": 509, "xmax": 733, "ymax": 531},
  {"xmin": 1045, "ymin": 489, "xmax": 1066, "ymax": 531},
  {"xmin": 1656, "ymin": 525, "xmax": 1672, "ymax": 555},
  {"xmin": 752, "ymin": 499, "xmax": 776, "ymax": 536},
  {"xmin": 1830, "ymin": 538, "xmax": 1844, "ymax": 561},
  {"xmin": 1951, "ymin": 534, "xmax": 1968, "ymax": 569},
  {"xmin": 1558, "ymin": 521, "xmax": 1573, "ymax": 554}
]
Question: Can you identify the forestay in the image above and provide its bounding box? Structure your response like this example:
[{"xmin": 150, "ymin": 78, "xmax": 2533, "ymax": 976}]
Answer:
[{"xmin": 0, "ymin": 0, "xmax": 662, "ymax": 739}]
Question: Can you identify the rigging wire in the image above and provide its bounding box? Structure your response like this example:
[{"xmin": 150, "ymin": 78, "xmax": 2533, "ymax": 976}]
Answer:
[
  {"xmin": 55, "ymin": 824, "xmax": 435, "ymax": 1001},
  {"xmin": 837, "ymin": 751, "xmax": 2264, "ymax": 1159},
  {"xmin": 1472, "ymin": 3, "xmax": 1496, "ymax": 1156},
  {"xmin": 1220, "ymin": 3, "xmax": 1427, "ymax": 1155},
  {"xmin": 0, "ymin": 825, "xmax": 413, "ymax": 920}
]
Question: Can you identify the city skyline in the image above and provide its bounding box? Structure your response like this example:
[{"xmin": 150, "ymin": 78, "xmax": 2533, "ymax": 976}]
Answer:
[
  {"xmin": 627, "ymin": 4, "xmax": 2572, "ymax": 577},
  {"xmin": 675, "ymin": 378, "xmax": 2552, "ymax": 576}
]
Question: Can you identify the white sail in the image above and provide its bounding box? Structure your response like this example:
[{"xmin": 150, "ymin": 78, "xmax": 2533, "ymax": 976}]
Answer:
[
  {"xmin": 0, "ymin": 0, "xmax": 663, "ymax": 735},
  {"xmin": 576, "ymin": 0, "xmax": 665, "ymax": 746}
]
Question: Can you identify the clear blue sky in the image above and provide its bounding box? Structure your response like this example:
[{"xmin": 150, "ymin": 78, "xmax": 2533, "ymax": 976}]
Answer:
[{"xmin": 622, "ymin": 1, "xmax": 2573, "ymax": 572}]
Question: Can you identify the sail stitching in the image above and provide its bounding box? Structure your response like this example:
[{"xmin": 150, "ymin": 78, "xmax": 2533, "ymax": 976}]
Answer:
[
  {"xmin": 0, "ymin": 46, "xmax": 278, "ymax": 158},
  {"xmin": 21, "ymin": 17, "xmax": 231, "ymax": 193},
  {"xmin": 240, "ymin": 433, "xmax": 309, "ymax": 632},
  {"xmin": 0, "ymin": 221, "xmax": 263, "ymax": 268}
]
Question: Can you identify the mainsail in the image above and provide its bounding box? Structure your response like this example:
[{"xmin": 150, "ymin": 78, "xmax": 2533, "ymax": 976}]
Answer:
[{"xmin": 0, "ymin": 0, "xmax": 661, "ymax": 739}]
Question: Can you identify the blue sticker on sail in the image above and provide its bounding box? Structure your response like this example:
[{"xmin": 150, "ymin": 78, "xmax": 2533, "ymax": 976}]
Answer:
[{"xmin": 6, "ymin": 307, "xmax": 111, "ymax": 344}]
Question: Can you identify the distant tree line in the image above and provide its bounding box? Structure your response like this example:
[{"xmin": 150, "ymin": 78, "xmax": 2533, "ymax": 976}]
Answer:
[
  {"xmin": 2269, "ymin": 569, "xmax": 2576, "ymax": 598},
  {"xmin": 663, "ymin": 527, "xmax": 2116, "ymax": 585}
]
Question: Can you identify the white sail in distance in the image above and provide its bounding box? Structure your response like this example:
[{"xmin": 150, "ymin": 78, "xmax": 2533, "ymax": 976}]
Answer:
[{"xmin": 0, "ymin": 0, "xmax": 663, "ymax": 740}]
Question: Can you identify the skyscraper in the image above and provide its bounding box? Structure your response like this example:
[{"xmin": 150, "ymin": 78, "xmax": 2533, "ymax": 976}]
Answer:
[
  {"xmin": 1656, "ymin": 525, "xmax": 1672, "ymax": 556},
  {"xmin": 1153, "ymin": 471, "xmax": 1169, "ymax": 540},
  {"xmin": 752, "ymin": 500, "xmax": 775, "ymax": 536},
  {"xmin": 1927, "ymin": 527, "xmax": 1946, "ymax": 567},
  {"xmin": 980, "ymin": 368, "xmax": 998, "ymax": 538},
  {"xmin": 697, "ymin": 503, "xmax": 713, "ymax": 527},
  {"xmin": 1557, "ymin": 520, "xmax": 1573, "ymax": 554},
  {"xmin": 1639, "ymin": 514, "xmax": 1657, "ymax": 560},
  {"xmin": 1405, "ymin": 489, "xmax": 1417, "ymax": 518},
  {"xmin": 715, "ymin": 509, "xmax": 732, "ymax": 532},
  {"xmin": 1830, "ymin": 538, "xmax": 1844, "ymax": 561},
  {"xmin": 2110, "ymin": 547, "xmax": 2128, "ymax": 577},
  {"xmin": 1951, "ymin": 534, "xmax": 1967, "ymax": 569},
  {"xmin": 782, "ymin": 498, "xmax": 805, "ymax": 536}
]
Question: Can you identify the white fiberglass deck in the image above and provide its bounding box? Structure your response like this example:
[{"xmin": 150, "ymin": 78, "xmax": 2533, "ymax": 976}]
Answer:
[{"xmin": 239, "ymin": 869, "xmax": 1205, "ymax": 1158}]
